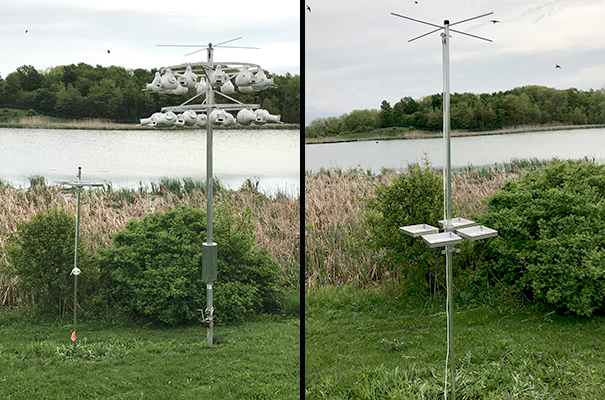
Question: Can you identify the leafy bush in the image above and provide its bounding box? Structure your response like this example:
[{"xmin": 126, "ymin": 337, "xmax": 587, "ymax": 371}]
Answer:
[
  {"xmin": 478, "ymin": 159, "xmax": 605, "ymax": 316},
  {"xmin": 98, "ymin": 205, "xmax": 283, "ymax": 325},
  {"xmin": 363, "ymin": 161, "xmax": 445, "ymax": 290},
  {"xmin": 2, "ymin": 208, "xmax": 94, "ymax": 314}
]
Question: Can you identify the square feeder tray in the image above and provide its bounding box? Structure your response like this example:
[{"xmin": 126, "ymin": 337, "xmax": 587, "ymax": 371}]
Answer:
[
  {"xmin": 438, "ymin": 217, "xmax": 476, "ymax": 230},
  {"xmin": 456, "ymin": 225, "xmax": 498, "ymax": 241},
  {"xmin": 399, "ymin": 224, "xmax": 440, "ymax": 238},
  {"xmin": 421, "ymin": 231, "xmax": 463, "ymax": 248}
]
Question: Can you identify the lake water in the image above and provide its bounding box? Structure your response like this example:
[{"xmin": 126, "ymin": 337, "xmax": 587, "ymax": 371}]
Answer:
[
  {"xmin": 305, "ymin": 128, "xmax": 605, "ymax": 172},
  {"xmin": 0, "ymin": 128, "xmax": 300, "ymax": 197}
]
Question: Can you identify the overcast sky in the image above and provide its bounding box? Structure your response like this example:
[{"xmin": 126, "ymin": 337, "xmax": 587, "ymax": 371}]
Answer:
[
  {"xmin": 0, "ymin": 0, "xmax": 299, "ymax": 79},
  {"xmin": 305, "ymin": 0, "xmax": 605, "ymax": 125}
]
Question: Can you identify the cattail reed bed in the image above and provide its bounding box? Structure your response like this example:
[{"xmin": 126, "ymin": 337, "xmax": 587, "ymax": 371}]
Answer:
[
  {"xmin": 305, "ymin": 159, "xmax": 553, "ymax": 287},
  {"xmin": 0, "ymin": 181, "xmax": 299, "ymax": 307}
]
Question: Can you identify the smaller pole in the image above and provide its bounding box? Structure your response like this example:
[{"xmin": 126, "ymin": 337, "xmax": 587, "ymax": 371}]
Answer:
[
  {"xmin": 73, "ymin": 167, "xmax": 81, "ymax": 351},
  {"xmin": 73, "ymin": 274, "xmax": 77, "ymax": 352},
  {"xmin": 207, "ymin": 283, "xmax": 213, "ymax": 345}
]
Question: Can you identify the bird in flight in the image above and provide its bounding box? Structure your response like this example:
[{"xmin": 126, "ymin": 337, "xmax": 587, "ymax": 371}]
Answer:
[
  {"xmin": 490, "ymin": 20, "xmax": 500, "ymax": 24},
  {"xmin": 555, "ymin": 64, "xmax": 561, "ymax": 68},
  {"xmin": 306, "ymin": 5, "xmax": 311, "ymax": 12},
  {"xmin": 107, "ymin": 49, "xmax": 111, "ymax": 54},
  {"xmin": 25, "ymin": 29, "xmax": 28, "ymax": 33}
]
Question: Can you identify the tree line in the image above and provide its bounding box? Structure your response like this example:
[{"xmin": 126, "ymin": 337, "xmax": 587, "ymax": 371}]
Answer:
[
  {"xmin": 0, "ymin": 63, "xmax": 300, "ymax": 124},
  {"xmin": 305, "ymin": 85, "xmax": 605, "ymax": 137}
]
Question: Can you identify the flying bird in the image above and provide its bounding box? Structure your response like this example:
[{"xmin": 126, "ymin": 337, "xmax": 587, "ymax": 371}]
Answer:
[
  {"xmin": 489, "ymin": 20, "xmax": 500, "ymax": 24},
  {"xmin": 306, "ymin": 5, "xmax": 311, "ymax": 12},
  {"xmin": 25, "ymin": 29, "xmax": 28, "ymax": 33},
  {"xmin": 107, "ymin": 49, "xmax": 111, "ymax": 53},
  {"xmin": 555, "ymin": 64, "xmax": 561, "ymax": 68}
]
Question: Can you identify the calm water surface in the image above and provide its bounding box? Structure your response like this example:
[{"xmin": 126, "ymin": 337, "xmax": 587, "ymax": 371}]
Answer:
[
  {"xmin": 1, "ymin": 128, "xmax": 300, "ymax": 196},
  {"xmin": 305, "ymin": 128, "xmax": 605, "ymax": 171}
]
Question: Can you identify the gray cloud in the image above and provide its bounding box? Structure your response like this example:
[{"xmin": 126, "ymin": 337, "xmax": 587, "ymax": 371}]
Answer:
[{"xmin": 305, "ymin": 0, "xmax": 605, "ymax": 125}]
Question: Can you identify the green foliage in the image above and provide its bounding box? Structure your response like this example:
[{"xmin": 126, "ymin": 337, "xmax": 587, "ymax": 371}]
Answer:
[
  {"xmin": 2, "ymin": 208, "xmax": 93, "ymax": 314},
  {"xmin": 305, "ymin": 109, "xmax": 379, "ymax": 138},
  {"xmin": 27, "ymin": 174, "xmax": 46, "ymax": 188},
  {"xmin": 478, "ymin": 159, "xmax": 605, "ymax": 316},
  {"xmin": 98, "ymin": 205, "xmax": 283, "ymax": 325},
  {"xmin": 0, "ymin": 63, "xmax": 299, "ymax": 123},
  {"xmin": 306, "ymin": 85, "xmax": 605, "ymax": 136},
  {"xmin": 363, "ymin": 161, "xmax": 445, "ymax": 290}
]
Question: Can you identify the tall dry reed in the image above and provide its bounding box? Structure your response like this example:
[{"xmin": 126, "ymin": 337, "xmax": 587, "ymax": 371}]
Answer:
[
  {"xmin": 304, "ymin": 169, "xmax": 393, "ymax": 287},
  {"xmin": 0, "ymin": 184, "xmax": 300, "ymax": 307},
  {"xmin": 16, "ymin": 115, "xmax": 134, "ymax": 129}
]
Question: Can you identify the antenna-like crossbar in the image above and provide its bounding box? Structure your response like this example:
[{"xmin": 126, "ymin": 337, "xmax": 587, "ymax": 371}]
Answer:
[
  {"xmin": 391, "ymin": 12, "xmax": 493, "ymax": 42},
  {"xmin": 156, "ymin": 37, "xmax": 259, "ymax": 57}
]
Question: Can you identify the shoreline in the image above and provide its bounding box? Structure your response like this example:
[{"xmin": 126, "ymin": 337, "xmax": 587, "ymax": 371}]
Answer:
[
  {"xmin": 304, "ymin": 123, "xmax": 605, "ymax": 144},
  {"xmin": 0, "ymin": 120, "xmax": 300, "ymax": 131}
]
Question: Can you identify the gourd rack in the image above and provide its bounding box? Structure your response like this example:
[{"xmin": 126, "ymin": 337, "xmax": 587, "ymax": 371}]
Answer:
[{"xmin": 141, "ymin": 40, "xmax": 280, "ymax": 345}]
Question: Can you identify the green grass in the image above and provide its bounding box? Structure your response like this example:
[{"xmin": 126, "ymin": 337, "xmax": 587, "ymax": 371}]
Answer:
[
  {"xmin": 0, "ymin": 310, "xmax": 300, "ymax": 399},
  {"xmin": 305, "ymin": 285, "xmax": 605, "ymax": 399}
]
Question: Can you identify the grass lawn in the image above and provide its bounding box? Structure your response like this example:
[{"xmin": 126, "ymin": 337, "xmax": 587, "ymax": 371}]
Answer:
[
  {"xmin": 305, "ymin": 285, "xmax": 605, "ymax": 399},
  {"xmin": 0, "ymin": 311, "xmax": 299, "ymax": 399}
]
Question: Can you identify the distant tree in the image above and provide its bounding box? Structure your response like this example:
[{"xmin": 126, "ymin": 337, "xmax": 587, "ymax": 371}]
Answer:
[
  {"xmin": 55, "ymin": 83, "xmax": 83, "ymax": 117},
  {"xmin": 344, "ymin": 109, "xmax": 379, "ymax": 132},
  {"xmin": 379, "ymin": 100, "xmax": 393, "ymax": 128},
  {"xmin": 3, "ymin": 72, "xmax": 21, "ymax": 103},
  {"xmin": 16, "ymin": 65, "xmax": 44, "ymax": 92}
]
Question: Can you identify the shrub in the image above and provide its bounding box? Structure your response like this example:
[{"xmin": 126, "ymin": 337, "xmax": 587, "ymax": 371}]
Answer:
[
  {"xmin": 363, "ymin": 160, "xmax": 445, "ymax": 291},
  {"xmin": 478, "ymin": 159, "xmax": 605, "ymax": 316},
  {"xmin": 98, "ymin": 204, "xmax": 283, "ymax": 325},
  {"xmin": 2, "ymin": 208, "xmax": 94, "ymax": 314}
]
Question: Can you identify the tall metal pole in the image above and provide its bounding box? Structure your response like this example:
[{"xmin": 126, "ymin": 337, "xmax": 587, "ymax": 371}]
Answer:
[
  {"xmin": 205, "ymin": 82, "xmax": 215, "ymax": 346},
  {"xmin": 442, "ymin": 20, "xmax": 456, "ymax": 399},
  {"xmin": 392, "ymin": 12, "xmax": 493, "ymax": 399},
  {"xmin": 73, "ymin": 167, "xmax": 81, "ymax": 352},
  {"xmin": 442, "ymin": 21, "xmax": 452, "ymax": 226}
]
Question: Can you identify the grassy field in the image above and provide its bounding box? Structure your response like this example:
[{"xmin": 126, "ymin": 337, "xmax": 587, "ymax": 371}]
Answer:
[
  {"xmin": 306, "ymin": 285, "xmax": 605, "ymax": 399},
  {"xmin": 0, "ymin": 308, "xmax": 300, "ymax": 399}
]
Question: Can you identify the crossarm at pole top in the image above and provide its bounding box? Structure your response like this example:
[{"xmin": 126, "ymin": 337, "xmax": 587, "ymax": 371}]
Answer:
[{"xmin": 449, "ymin": 12, "xmax": 493, "ymax": 27}]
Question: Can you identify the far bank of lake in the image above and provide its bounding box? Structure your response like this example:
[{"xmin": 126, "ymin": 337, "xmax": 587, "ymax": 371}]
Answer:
[{"xmin": 304, "ymin": 123, "xmax": 605, "ymax": 144}]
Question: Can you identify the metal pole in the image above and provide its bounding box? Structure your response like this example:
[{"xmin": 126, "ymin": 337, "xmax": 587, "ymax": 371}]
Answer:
[
  {"xmin": 73, "ymin": 167, "xmax": 81, "ymax": 351},
  {"xmin": 442, "ymin": 21, "xmax": 452, "ymax": 226},
  {"xmin": 442, "ymin": 21, "xmax": 456, "ymax": 399},
  {"xmin": 446, "ymin": 248, "xmax": 455, "ymax": 398},
  {"xmin": 206, "ymin": 78, "xmax": 214, "ymax": 347}
]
